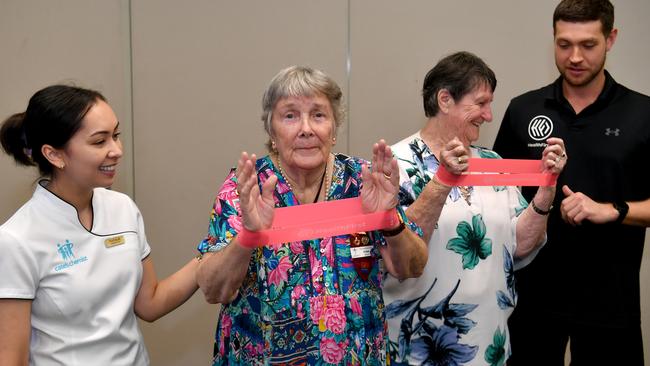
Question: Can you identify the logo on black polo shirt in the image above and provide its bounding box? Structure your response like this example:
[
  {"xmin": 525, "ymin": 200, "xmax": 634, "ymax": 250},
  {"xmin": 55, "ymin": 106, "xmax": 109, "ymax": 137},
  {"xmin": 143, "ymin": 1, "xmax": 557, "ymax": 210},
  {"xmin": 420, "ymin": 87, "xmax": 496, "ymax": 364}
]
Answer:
[{"xmin": 528, "ymin": 115, "xmax": 553, "ymax": 141}]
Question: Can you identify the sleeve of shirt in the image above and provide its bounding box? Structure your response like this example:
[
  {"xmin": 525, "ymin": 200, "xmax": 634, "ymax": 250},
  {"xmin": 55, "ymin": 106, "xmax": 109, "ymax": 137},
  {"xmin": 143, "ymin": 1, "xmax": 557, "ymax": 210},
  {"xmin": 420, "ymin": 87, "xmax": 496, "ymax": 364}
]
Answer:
[
  {"xmin": 395, "ymin": 151, "xmax": 424, "ymax": 237},
  {"xmin": 0, "ymin": 229, "xmax": 38, "ymax": 299},
  {"xmin": 197, "ymin": 168, "xmax": 242, "ymax": 254},
  {"xmin": 134, "ymin": 202, "xmax": 152, "ymax": 260}
]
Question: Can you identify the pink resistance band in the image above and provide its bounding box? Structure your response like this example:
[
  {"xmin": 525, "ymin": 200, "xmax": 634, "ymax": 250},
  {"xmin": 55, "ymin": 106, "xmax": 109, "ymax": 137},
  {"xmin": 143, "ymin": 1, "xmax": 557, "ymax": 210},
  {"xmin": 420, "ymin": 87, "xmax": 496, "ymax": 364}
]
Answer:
[
  {"xmin": 237, "ymin": 197, "xmax": 399, "ymax": 248},
  {"xmin": 435, "ymin": 158, "xmax": 558, "ymax": 187}
]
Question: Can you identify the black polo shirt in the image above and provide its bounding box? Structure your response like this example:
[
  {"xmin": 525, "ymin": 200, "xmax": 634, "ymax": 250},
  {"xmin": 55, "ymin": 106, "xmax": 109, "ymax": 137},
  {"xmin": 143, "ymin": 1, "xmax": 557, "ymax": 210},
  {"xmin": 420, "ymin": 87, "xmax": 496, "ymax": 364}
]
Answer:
[{"xmin": 493, "ymin": 70, "xmax": 650, "ymax": 327}]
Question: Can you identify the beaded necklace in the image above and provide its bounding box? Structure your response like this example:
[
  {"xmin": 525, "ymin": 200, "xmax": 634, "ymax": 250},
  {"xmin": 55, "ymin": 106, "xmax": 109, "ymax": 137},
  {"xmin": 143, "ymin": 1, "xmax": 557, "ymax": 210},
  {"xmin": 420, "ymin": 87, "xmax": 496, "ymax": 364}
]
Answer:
[{"xmin": 276, "ymin": 154, "xmax": 331, "ymax": 204}]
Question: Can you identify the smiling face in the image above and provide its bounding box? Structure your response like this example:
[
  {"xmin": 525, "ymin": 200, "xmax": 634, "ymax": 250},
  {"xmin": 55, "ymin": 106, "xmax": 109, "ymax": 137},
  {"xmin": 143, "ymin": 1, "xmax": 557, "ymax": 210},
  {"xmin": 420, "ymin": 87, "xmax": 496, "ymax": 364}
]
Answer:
[
  {"xmin": 55, "ymin": 100, "xmax": 123, "ymax": 192},
  {"xmin": 271, "ymin": 94, "xmax": 335, "ymax": 173},
  {"xmin": 554, "ymin": 20, "xmax": 615, "ymax": 89},
  {"xmin": 446, "ymin": 83, "xmax": 494, "ymax": 145}
]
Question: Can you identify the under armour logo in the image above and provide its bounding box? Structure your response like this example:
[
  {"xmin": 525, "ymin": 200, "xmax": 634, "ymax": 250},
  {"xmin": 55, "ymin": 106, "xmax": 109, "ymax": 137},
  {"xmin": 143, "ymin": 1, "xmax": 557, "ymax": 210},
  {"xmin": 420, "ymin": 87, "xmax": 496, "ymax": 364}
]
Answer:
[
  {"xmin": 605, "ymin": 128, "xmax": 620, "ymax": 136},
  {"xmin": 528, "ymin": 115, "xmax": 554, "ymax": 141}
]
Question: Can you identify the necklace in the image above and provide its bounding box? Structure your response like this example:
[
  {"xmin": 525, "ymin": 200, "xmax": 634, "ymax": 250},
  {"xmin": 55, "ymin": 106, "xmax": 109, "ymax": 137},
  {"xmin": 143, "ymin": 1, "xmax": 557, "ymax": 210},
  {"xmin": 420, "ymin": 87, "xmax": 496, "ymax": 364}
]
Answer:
[{"xmin": 276, "ymin": 154, "xmax": 331, "ymax": 204}]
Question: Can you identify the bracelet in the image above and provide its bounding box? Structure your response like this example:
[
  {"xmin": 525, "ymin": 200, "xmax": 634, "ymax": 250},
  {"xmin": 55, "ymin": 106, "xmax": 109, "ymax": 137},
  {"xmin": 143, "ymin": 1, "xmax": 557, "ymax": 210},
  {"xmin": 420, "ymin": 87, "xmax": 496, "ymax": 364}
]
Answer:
[
  {"xmin": 380, "ymin": 209, "xmax": 406, "ymax": 237},
  {"xmin": 530, "ymin": 199, "xmax": 552, "ymax": 215},
  {"xmin": 613, "ymin": 200, "xmax": 629, "ymax": 224}
]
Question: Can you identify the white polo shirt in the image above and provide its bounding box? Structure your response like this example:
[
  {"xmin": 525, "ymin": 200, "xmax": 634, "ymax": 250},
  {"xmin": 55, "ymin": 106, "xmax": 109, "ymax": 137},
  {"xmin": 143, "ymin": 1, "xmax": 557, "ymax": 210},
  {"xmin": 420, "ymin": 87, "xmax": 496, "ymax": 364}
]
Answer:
[{"xmin": 0, "ymin": 182, "xmax": 151, "ymax": 365}]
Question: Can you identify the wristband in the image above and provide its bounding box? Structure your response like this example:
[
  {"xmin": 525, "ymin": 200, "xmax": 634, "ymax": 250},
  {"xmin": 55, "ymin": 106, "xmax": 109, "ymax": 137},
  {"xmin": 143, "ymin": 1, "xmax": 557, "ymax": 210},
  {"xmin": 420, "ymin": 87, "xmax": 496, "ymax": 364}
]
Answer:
[
  {"xmin": 613, "ymin": 200, "xmax": 629, "ymax": 224},
  {"xmin": 380, "ymin": 209, "xmax": 405, "ymax": 237},
  {"xmin": 530, "ymin": 199, "xmax": 552, "ymax": 215}
]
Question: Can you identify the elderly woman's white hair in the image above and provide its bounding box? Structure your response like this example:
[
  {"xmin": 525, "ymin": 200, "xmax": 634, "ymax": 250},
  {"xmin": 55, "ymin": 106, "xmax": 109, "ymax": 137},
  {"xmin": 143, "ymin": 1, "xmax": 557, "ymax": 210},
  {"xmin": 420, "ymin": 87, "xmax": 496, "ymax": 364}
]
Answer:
[{"xmin": 261, "ymin": 66, "xmax": 345, "ymax": 151}]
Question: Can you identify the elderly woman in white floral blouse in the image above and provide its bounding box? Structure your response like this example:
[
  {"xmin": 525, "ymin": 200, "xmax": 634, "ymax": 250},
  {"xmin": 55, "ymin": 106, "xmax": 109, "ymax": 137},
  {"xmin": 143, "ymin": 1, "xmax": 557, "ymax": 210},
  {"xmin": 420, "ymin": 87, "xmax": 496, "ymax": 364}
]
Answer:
[{"xmin": 382, "ymin": 51, "xmax": 567, "ymax": 366}]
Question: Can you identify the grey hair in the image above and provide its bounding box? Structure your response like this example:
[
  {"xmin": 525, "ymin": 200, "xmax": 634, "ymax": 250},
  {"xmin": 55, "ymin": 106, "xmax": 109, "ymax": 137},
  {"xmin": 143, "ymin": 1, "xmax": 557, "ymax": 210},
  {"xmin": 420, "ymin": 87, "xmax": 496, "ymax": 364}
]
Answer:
[{"xmin": 261, "ymin": 66, "xmax": 345, "ymax": 151}]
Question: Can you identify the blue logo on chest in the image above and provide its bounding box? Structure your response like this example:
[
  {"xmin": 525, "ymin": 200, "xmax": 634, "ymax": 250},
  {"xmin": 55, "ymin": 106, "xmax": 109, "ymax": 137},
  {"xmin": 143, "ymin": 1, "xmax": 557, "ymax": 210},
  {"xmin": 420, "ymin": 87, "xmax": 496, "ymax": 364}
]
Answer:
[{"xmin": 54, "ymin": 239, "xmax": 88, "ymax": 271}]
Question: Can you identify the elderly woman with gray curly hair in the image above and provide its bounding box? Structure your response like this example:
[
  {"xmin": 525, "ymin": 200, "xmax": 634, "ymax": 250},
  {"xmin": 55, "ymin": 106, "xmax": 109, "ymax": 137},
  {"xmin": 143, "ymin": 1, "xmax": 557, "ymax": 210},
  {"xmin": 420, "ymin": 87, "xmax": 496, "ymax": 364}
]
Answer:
[{"xmin": 196, "ymin": 65, "xmax": 428, "ymax": 365}]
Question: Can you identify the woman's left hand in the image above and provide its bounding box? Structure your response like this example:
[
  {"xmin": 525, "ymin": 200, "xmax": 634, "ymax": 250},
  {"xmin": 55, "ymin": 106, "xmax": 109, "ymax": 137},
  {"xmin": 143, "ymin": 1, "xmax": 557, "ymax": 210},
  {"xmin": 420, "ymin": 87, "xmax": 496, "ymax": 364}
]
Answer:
[
  {"xmin": 361, "ymin": 139, "xmax": 400, "ymax": 213},
  {"xmin": 541, "ymin": 137, "xmax": 567, "ymax": 175}
]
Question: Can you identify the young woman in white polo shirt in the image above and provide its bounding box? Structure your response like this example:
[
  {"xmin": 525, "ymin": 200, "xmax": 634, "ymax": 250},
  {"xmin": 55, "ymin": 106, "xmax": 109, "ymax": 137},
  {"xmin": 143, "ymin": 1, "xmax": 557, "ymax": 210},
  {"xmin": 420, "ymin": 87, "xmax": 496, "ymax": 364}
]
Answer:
[{"xmin": 0, "ymin": 85, "xmax": 200, "ymax": 365}]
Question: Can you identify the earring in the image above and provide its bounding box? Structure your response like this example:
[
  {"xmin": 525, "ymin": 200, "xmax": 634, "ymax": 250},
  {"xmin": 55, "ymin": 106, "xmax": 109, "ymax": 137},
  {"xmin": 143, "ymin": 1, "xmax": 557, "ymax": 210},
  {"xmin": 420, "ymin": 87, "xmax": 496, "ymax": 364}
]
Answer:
[
  {"xmin": 59, "ymin": 164, "xmax": 65, "ymax": 169},
  {"xmin": 271, "ymin": 140, "xmax": 277, "ymax": 152}
]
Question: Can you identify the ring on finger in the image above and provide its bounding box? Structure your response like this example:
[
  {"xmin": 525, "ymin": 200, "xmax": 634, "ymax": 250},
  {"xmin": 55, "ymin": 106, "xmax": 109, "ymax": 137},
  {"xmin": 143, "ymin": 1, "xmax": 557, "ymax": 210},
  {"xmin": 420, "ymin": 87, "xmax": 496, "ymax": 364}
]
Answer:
[
  {"xmin": 383, "ymin": 172, "xmax": 392, "ymax": 180},
  {"xmin": 457, "ymin": 156, "xmax": 465, "ymax": 164}
]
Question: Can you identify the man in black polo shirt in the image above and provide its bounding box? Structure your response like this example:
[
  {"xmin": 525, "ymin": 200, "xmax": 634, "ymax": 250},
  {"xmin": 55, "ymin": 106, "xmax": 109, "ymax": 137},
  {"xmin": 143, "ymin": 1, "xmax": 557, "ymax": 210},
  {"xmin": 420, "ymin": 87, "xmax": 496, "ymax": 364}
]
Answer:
[{"xmin": 493, "ymin": 0, "xmax": 650, "ymax": 365}]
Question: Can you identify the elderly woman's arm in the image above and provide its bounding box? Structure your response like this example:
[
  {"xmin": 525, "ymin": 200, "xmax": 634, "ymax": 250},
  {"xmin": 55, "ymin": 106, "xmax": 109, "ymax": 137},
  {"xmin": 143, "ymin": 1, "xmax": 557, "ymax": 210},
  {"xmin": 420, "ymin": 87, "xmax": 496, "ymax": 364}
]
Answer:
[
  {"xmin": 361, "ymin": 140, "xmax": 429, "ymax": 279},
  {"xmin": 515, "ymin": 137, "xmax": 566, "ymax": 259},
  {"xmin": 379, "ymin": 219, "xmax": 429, "ymax": 279},
  {"xmin": 403, "ymin": 178, "xmax": 451, "ymax": 243},
  {"xmin": 514, "ymin": 186, "xmax": 555, "ymax": 258},
  {"xmin": 196, "ymin": 242, "xmax": 254, "ymax": 304},
  {"xmin": 196, "ymin": 152, "xmax": 277, "ymax": 304},
  {"xmin": 401, "ymin": 137, "xmax": 462, "ymax": 243}
]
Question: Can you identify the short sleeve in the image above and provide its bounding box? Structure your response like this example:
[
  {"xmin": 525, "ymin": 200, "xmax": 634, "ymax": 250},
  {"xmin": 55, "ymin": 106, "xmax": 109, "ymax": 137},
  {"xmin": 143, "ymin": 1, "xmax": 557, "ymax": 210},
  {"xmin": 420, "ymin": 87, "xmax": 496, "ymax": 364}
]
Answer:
[
  {"xmin": 134, "ymin": 203, "xmax": 152, "ymax": 260},
  {"xmin": 197, "ymin": 169, "xmax": 242, "ymax": 254},
  {"xmin": 0, "ymin": 229, "xmax": 38, "ymax": 299}
]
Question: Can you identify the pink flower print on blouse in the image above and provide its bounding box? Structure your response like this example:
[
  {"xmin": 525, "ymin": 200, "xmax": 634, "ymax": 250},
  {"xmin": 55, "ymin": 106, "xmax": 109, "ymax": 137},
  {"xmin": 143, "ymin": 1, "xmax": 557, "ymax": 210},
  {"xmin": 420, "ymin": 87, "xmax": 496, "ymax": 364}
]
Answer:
[
  {"xmin": 324, "ymin": 295, "xmax": 346, "ymax": 334},
  {"xmin": 227, "ymin": 215, "xmax": 243, "ymax": 233},
  {"xmin": 289, "ymin": 241, "xmax": 304, "ymax": 254},
  {"xmin": 349, "ymin": 296, "xmax": 362, "ymax": 316},
  {"xmin": 320, "ymin": 336, "xmax": 349, "ymax": 365},
  {"xmin": 291, "ymin": 285, "xmax": 307, "ymax": 318},
  {"xmin": 309, "ymin": 295, "xmax": 347, "ymax": 334},
  {"xmin": 212, "ymin": 198, "xmax": 222, "ymax": 216},
  {"xmin": 244, "ymin": 342, "xmax": 264, "ymax": 357},
  {"xmin": 218, "ymin": 314, "xmax": 232, "ymax": 356},
  {"xmin": 221, "ymin": 314, "xmax": 233, "ymax": 338},
  {"xmin": 310, "ymin": 295, "xmax": 324, "ymax": 325},
  {"xmin": 274, "ymin": 176, "xmax": 291, "ymax": 195},
  {"xmin": 217, "ymin": 175, "xmax": 239, "ymax": 202},
  {"xmin": 268, "ymin": 255, "xmax": 292, "ymax": 287},
  {"xmin": 309, "ymin": 247, "xmax": 324, "ymax": 289}
]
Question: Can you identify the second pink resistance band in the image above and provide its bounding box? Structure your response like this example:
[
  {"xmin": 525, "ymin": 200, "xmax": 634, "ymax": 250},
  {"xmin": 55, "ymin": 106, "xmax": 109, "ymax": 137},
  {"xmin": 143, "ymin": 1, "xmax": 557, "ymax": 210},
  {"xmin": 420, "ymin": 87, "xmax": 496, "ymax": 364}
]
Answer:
[{"xmin": 436, "ymin": 158, "xmax": 557, "ymax": 187}]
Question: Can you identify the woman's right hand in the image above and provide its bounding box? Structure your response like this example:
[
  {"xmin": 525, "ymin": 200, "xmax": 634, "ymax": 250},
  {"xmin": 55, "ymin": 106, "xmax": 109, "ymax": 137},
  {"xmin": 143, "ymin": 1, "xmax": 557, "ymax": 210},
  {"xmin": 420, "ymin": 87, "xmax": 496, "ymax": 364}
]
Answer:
[
  {"xmin": 439, "ymin": 137, "xmax": 470, "ymax": 176},
  {"xmin": 236, "ymin": 152, "xmax": 277, "ymax": 232}
]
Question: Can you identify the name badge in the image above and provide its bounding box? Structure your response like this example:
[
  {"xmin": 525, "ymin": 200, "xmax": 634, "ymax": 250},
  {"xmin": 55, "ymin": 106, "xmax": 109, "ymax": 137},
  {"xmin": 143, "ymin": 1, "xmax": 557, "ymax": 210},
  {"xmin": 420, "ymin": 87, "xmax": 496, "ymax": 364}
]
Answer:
[
  {"xmin": 350, "ymin": 245, "xmax": 373, "ymax": 259},
  {"xmin": 349, "ymin": 232, "xmax": 374, "ymax": 281},
  {"xmin": 104, "ymin": 235, "xmax": 125, "ymax": 248}
]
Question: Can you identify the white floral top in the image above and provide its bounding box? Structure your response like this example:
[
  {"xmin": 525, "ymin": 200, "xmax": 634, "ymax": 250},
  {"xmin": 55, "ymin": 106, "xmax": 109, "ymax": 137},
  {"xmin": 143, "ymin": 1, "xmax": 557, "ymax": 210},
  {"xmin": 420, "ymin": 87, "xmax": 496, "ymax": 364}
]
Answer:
[{"xmin": 382, "ymin": 132, "xmax": 535, "ymax": 366}]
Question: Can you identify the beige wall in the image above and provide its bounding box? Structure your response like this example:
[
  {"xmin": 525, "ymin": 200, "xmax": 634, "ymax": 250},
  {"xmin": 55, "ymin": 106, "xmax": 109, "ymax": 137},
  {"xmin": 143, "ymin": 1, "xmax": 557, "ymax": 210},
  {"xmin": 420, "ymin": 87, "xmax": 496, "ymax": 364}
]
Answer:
[{"xmin": 1, "ymin": 1, "xmax": 648, "ymax": 365}]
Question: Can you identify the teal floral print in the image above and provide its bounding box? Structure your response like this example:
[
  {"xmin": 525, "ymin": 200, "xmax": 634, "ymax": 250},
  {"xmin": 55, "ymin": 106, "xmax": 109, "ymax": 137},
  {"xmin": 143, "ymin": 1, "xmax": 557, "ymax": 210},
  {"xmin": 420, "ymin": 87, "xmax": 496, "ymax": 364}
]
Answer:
[
  {"xmin": 198, "ymin": 153, "xmax": 419, "ymax": 366},
  {"xmin": 484, "ymin": 327, "xmax": 507, "ymax": 366},
  {"xmin": 447, "ymin": 214, "xmax": 493, "ymax": 270}
]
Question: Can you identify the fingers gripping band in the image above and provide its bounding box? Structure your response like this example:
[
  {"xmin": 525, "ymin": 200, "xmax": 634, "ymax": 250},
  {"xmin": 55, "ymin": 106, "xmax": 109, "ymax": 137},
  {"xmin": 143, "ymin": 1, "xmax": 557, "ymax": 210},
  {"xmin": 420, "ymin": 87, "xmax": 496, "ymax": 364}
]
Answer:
[
  {"xmin": 435, "ymin": 158, "xmax": 558, "ymax": 187},
  {"xmin": 238, "ymin": 197, "xmax": 400, "ymax": 248}
]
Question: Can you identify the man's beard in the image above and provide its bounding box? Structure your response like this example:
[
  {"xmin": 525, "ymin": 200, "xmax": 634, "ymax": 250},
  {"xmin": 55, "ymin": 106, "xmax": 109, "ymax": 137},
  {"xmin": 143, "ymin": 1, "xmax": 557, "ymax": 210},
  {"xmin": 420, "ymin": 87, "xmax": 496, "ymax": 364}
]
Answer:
[{"xmin": 559, "ymin": 55, "xmax": 606, "ymax": 88}]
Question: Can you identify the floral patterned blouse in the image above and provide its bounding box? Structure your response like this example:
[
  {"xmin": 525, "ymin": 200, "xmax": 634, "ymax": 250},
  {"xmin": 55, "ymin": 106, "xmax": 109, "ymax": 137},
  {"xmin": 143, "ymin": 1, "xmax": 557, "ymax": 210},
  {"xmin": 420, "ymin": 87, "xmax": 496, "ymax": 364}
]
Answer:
[
  {"xmin": 198, "ymin": 153, "xmax": 420, "ymax": 366},
  {"xmin": 382, "ymin": 133, "xmax": 535, "ymax": 366}
]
